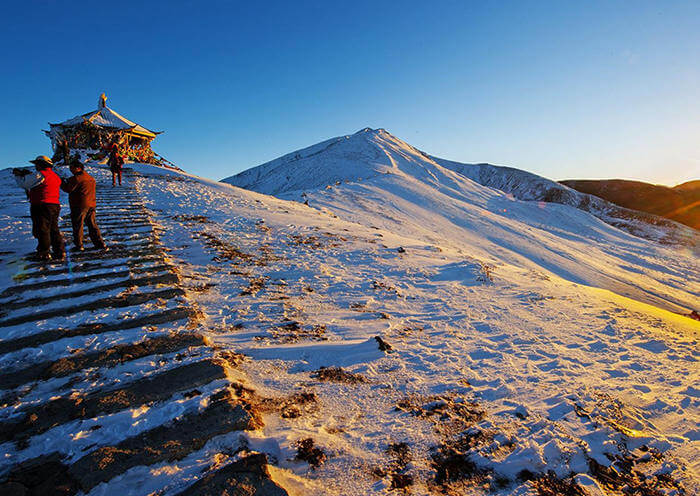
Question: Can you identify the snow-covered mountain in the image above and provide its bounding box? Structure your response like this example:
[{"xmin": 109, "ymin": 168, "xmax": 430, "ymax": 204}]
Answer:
[
  {"xmin": 1, "ymin": 144, "xmax": 698, "ymax": 495},
  {"xmin": 224, "ymin": 128, "xmax": 695, "ymax": 246},
  {"xmin": 224, "ymin": 128, "xmax": 698, "ymax": 315}
]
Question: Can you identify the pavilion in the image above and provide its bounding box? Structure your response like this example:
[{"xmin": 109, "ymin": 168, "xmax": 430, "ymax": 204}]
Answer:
[{"xmin": 45, "ymin": 93, "xmax": 162, "ymax": 163}]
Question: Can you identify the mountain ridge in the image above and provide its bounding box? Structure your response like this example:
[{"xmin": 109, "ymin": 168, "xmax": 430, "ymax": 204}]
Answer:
[
  {"xmin": 222, "ymin": 128, "xmax": 697, "ymax": 316},
  {"xmin": 223, "ymin": 128, "xmax": 697, "ymax": 245},
  {"xmin": 560, "ymin": 178, "xmax": 699, "ymax": 230}
]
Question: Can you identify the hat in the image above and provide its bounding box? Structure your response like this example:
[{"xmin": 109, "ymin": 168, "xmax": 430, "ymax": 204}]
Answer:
[
  {"xmin": 69, "ymin": 155, "xmax": 84, "ymax": 168},
  {"xmin": 29, "ymin": 155, "xmax": 53, "ymax": 167}
]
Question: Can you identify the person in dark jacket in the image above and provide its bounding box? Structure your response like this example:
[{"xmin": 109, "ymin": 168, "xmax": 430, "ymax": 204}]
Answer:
[
  {"xmin": 108, "ymin": 143, "xmax": 124, "ymax": 186},
  {"xmin": 61, "ymin": 157, "xmax": 106, "ymax": 251},
  {"xmin": 27, "ymin": 155, "xmax": 65, "ymax": 261}
]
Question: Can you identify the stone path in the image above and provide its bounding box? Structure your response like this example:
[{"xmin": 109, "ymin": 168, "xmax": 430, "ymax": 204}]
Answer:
[{"xmin": 0, "ymin": 167, "xmax": 286, "ymax": 495}]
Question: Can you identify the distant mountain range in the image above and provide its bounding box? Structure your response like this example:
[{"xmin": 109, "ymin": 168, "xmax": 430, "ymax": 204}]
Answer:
[{"xmin": 560, "ymin": 179, "xmax": 699, "ymax": 230}]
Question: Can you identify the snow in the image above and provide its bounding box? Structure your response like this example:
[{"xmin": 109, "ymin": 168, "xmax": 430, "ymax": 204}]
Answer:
[
  {"xmin": 141, "ymin": 153, "xmax": 699, "ymax": 493},
  {"xmin": 1, "ymin": 131, "xmax": 698, "ymax": 495},
  {"xmin": 224, "ymin": 128, "xmax": 698, "ymax": 314},
  {"xmin": 52, "ymin": 106, "xmax": 158, "ymax": 137}
]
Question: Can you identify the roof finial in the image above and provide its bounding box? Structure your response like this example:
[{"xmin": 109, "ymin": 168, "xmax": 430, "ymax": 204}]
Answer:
[{"xmin": 98, "ymin": 93, "xmax": 107, "ymax": 109}]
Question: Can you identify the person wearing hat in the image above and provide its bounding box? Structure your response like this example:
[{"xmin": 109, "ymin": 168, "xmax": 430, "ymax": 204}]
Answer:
[
  {"xmin": 26, "ymin": 155, "xmax": 65, "ymax": 261},
  {"xmin": 61, "ymin": 156, "xmax": 106, "ymax": 251}
]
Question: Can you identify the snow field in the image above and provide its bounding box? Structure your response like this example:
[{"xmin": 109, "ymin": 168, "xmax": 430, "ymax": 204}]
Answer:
[{"xmin": 142, "ymin": 158, "xmax": 699, "ymax": 495}]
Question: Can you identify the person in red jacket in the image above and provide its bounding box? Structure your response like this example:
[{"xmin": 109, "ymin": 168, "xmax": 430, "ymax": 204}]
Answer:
[{"xmin": 28, "ymin": 155, "xmax": 65, "ymax": 261}]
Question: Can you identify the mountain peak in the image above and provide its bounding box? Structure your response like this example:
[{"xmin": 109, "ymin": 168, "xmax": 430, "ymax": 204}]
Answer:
[{"xmin": 354, "ymin": 127, "xmax": 387, "ymax": 136}]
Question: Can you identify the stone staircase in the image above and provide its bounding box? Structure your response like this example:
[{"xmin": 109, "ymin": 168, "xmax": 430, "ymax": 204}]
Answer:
[{"xmin": 0, "ymin": 167, "xmax": 287, "ymax": 496}]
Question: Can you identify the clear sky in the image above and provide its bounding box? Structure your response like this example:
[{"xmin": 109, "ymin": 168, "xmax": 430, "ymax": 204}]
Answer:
[{"xmin": 1, "ymin": 1, "xmax": 698, "ymax": 185}]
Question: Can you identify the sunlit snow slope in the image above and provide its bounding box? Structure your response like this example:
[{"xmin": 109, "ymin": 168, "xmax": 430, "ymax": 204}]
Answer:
[
  {"xmin": 4, "ymin": 159, "xmax": 697, "ymax": 495},
  {"xmin": 223, "ymin": 128, "xmax": 698, "ymax": 315},
  {"xmin": 144, "ymin": 164, "xmax": 699, "ymax": 495}
]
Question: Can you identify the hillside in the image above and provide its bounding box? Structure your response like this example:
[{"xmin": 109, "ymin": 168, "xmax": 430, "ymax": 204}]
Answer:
[
  {"xmin": 225, "ymin": 129, "xmax": 696, "ymax": 247},
  {"xmin": 0, "ymin": 152, "xmax": 698, "ymax": 495},
  {"xmin": 223, "ymin": 129, "xmax": 700, "ymax": 492},
  {"xmin": 560, "ymin": 179, "xmax": 700, "ymax": 230},
  {"xmin": 674, "ymin": 179, "xmax": 700, "ymax": 191},
  {"xmin": 224, "ymin": 128, "xmax": 698, "ymax": 314}
]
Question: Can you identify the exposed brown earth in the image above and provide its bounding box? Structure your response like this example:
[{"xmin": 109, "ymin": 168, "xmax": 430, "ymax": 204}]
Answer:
[
  {"xmin": 194, "ymin": 231, "xmax": 254, "ymax": 262},
  {"xmin": 312, "ymin": 366, "xmax": 367, "ymax": 384},
  {"xmin": 294, "ymin": 438, "xmax": 327, "ymax": 468}
]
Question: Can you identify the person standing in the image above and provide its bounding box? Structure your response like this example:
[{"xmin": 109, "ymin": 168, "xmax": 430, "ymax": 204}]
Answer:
[
  {"xmin": 26, "ymin": 156, "xmax": 65, "ymax": 261},
  {"xmin": 60, "ymin": 157, "xmax": 106, "ymax": 251},
  {"xmin": 108, "ymin": 143, "xmax": 124, "ymax": 186}
]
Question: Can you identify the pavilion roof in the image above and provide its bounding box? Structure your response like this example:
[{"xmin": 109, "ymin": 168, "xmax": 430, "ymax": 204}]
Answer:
[{"xmin": 50, "ymin": 95, "xmax": 161, "ymax": 139}]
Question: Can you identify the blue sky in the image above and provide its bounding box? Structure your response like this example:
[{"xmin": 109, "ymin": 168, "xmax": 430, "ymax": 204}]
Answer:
[{"xmin": 1, "ymin": 1, "xmax": 698, "ymax": 185}]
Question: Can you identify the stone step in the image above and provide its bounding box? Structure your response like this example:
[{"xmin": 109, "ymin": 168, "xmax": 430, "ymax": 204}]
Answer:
[
  {"xmin": 69, "ymin": 388, "xmax": 260, "ymax": 492},
  {"xmin": 95, "ymin": 214, "xmax": 150, "ymax": 221},
  {"xmin": 0, "ymin": 264, "xmax": 173, "ymax": 298},
  {"xmin": 16, "ymin": 254, "xmax": 163, "ymax": 279},
  {"xmin": 94, "ymin": 203, "xmax": 147, "ymax": 209},
  {"xmin": 92, "ymin": 212, "xmax": 149, "ymax": 219},
  {"xmin": 0, "ymin": 307, "xmax": 193, "ymax": 355},
  {"xmin": 0, "ymin": 358, "xmax": 228, "ymax": 444},
  {"xmin": 94, "ymin": 193, "xmax": 141, "ymax": 198},
  {"xmin": 88, "ymin": 209, "xmax": 148, "ymax": 216},
  {"xmin": 58, "ymin": 237, "xmax": 156, "ymax": 251},
  {"xmin": 0, "ymin": 453, "xmax": 78, "ymax": 496},
  {"xmin": 0, "ymin": 272, "xmax": 179, "ymax": 313},
  {"xmin": 59, "ymin": 211, "xmax": 148, "ymax": 223},
  {"xmin": 19, "ymin": 245, "xmax": 163, "ymax": 270},
  {"xmin": 60, "ymin": 234, "xmax": 157, "ymax": 247},
  {"xmin": 99, "ymin": 229, "xmax": 156, "ymax": 238},
  {"xmin": 87, "ymin": 220, "xmax": 152, "ymax": 228},
  {"xmin": 0, "ymin": 333, "xmax": 206, "ymax": 390},
  {"xmin": 88, "ymin": 210, "xmax": 148, "ymax": 217},
  {"xmin": 0, "ymin": 287, "xmax": 184, "ymax": 329},
  {"xmin": 99, "ymin": 225, "xmax": 154, "ymax": 232},
  {"xmin": 82, "ymin": 202, "xmax": 143, "ymax": 208},
  {"xmin": 174, "ymin": 453, "xmax": 289, "ymax": 496},
  {"xmin": 61, "ymin": 243, "xmax": 161, "ymax": 264},
  {"xmin": 59, "ymin": 209, "xmax": 150, "ymax": 222},
  {"xmin": 93, "ymin": 199, "xmax": 143, "ymax": 204}
]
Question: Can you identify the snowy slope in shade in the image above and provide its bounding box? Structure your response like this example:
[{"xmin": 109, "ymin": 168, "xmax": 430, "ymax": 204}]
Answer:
[
  {"xmin": 223, "ymin": 128, "xmax": 698, "ymax": 315},
  {"xmin": 432, "ymin": 158, "xmax": 695, "ymax": 244}
]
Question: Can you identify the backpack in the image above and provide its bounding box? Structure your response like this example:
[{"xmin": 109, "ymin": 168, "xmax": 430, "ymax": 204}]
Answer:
[{"xmin": 13, "ymin": 168, "xmax": 45, "ymax": 190}]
